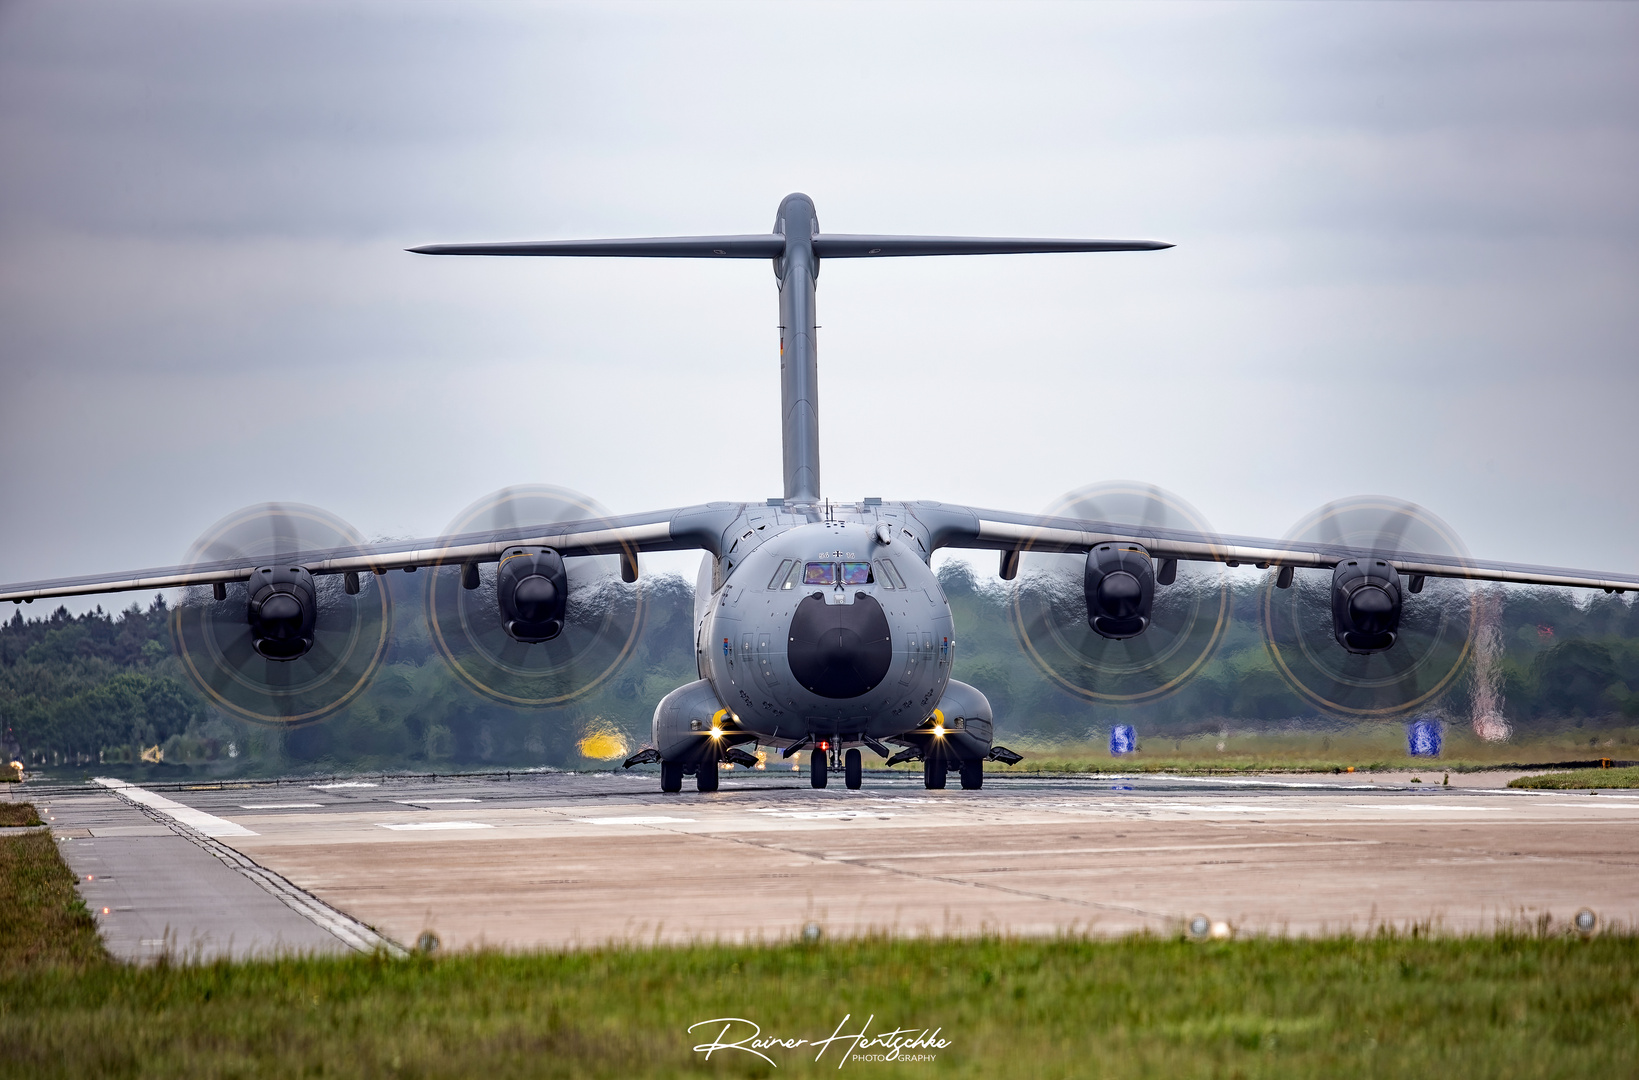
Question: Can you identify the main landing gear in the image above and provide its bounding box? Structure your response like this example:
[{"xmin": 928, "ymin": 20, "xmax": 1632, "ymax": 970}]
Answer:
[
  {"xmin": 810, "ymin": 748, "xmax": 827, "ymax": 789},
  {"xmin": 844, "ymin": 748, "xmax": 863, "ymax": 790}
]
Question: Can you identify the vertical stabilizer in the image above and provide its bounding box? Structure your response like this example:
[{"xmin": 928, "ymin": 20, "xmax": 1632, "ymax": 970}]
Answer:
[
  {"xmin": 409, "ymin": 200, "xmax": 1171, "ymax": 508},
  {"xmin": 774, "ymin": 194, "xmax": 822, "ymax": 504}
]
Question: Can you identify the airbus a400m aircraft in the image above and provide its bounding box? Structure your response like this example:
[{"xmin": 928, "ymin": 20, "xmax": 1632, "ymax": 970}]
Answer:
[{"xmin": 5, "ymin": 193, "xmax": 1637, "ymax": 794}]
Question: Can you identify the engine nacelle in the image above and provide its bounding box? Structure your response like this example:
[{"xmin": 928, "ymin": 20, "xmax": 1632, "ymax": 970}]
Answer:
[
  {"xmin": 497, "ymin": 547, "xmax": 567, "ymax": 643},
  {"xmin": 246, "ymin": 565, "xmax": 317, "ymax": 660},
  {"xmin": 1084, "ymin": 543, "xmax": 1155, "ymax": 640},
  {"xmin": 1331, "ymin": 558, "xmax": 1403, "ymax": 654}
]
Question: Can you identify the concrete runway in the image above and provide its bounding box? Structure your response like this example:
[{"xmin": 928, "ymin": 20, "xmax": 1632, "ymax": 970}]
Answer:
[{"xmin": 23, "ymin": 768, "xmax": 1637, "ymax": 955}]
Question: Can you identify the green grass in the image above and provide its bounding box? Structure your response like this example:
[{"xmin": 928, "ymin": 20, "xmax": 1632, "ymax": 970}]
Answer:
[
  {"xmin": 0, "ymin": 803, "xmax": 42, "ymax": 827},
  {"xmin": 0, "ymin": 824, "xmax": 105, "ymax": 971},
  {"xmin": 5, "ymin": 811, "xmax": 1637, "ymax": 1077},
  {"xmin": 1509, "ymin": 765, "xmax": 1639, "ymax": 790},
  {"xmin": 3, "ymin": 933, "xmax": 1636, "ymax": 1078}
]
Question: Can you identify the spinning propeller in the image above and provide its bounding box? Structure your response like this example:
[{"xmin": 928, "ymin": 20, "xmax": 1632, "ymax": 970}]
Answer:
[
  {"xmin": 1009, "ymin": 482, "xmax": 1230, "ymax": 705},
  {"xmin": 424, "ymin": 485, "xmax": 645, "ymax": 707},
  {"xmin": 170, "ymin": 504, "xmax": 392, "ymax": 725},
  {"xmin": 1260, "ymin": 497, "xmax": 1477, "ymax": 717}
]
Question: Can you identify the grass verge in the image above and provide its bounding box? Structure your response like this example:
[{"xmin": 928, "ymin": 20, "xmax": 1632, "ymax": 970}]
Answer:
[
  {"xmin": 0, "ymin": 820, "xmax": 106, "ymax": 972},
  {"xmin": 0, "ymin": 803, "xmax": 41, "ymax": 827},
  {"xmin": 2, "ymin": 933, "xmax": 1636, "ymax": 1078},
  {"xmin": 1509, "ymin": 765, "xmax": 1639, "ymax": 790},
  {"xmin": 4, "ymin": 808, "xmax": 1635, "ymax": 1077}
]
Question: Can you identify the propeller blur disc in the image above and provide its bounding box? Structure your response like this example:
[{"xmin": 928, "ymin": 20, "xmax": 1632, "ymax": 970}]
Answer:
[
  {"xmin": 1010, "ymin": 482, "xmax": 1230, "ymax": 705},
  {"xmin": 171, "ymin": 504, "xmax": 392, "ymax": 726},
  {"xmin": 1260, "ymin": 497, "xmax": 1476, "ymax": 717},
  {"xmin": 425, "ymin": 485, "xmax": 644, "ymax": 707}
]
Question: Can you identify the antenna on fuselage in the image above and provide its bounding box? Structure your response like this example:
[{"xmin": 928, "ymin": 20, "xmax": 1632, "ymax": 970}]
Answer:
[{"xmin": 411, "ymin": 196, "xmax": 1173, "ymax": 505}]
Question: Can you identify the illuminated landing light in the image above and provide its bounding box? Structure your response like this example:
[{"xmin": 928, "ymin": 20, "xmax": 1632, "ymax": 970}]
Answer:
[
  {"xmin": 932, "ymin": 726, "xmax": 945, "ymax": 737},
  {"xmin": 1186, "ymin": 916, "xmax": 1233, "ymax": 941},
  {"xmin": 102, "ymin": 907, "xmax": 110, "ymax": 915},
  {"xmin": 709, "ymin": 728, "xmax": 723, "ymax": 740}
]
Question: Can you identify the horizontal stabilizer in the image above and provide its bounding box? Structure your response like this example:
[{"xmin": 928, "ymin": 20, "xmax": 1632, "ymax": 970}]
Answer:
[
  {"xmin": 409, "ymin": 235, "xmax": 786, "ymax": 258},
  {"xmin": 811, "ymin": 235, "xmax": 1173, "ymax": 257},
  {"xmin": 410, "ymin": 234, "xmax": 1172, "ymax": 259}
]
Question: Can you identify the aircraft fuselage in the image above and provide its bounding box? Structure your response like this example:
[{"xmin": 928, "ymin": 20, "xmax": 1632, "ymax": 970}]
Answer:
[{"xmin": 650, "ymin": 504, "xmax": 996, "ymax": 772}]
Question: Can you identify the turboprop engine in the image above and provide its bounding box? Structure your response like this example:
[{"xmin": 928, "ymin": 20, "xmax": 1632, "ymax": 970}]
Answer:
[
  {"xmin": 246, "ymin": 565, "xmax": 318, "ymax": 660},
  {"xmin": 1084, "ymin": 543, "xmax": 1155, "ymax": 640},
  {"xmin": 496, "ymin": 547, "xmax": 568, "ymax": 643},
  {"xmin": 1330, "ymin": 558, "xmax": 1403, "ymax": 654}
]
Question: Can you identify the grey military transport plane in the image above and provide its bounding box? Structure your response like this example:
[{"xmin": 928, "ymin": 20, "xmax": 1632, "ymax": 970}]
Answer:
[{"xmin": 5, "ymin": 193, "xmax": 1637, "ymax": 793}]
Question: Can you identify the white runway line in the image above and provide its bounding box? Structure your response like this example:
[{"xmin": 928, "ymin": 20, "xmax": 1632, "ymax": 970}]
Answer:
[
  {"xmin": 94, "ymin": 778, "xmax": 256, "ymax": 837},
  {"xmin": 311, "ymin": 781, "xmax": 378, "ymax": 789},
  {"xmin": 395, "ymin": 798, "xmax": 480, "ymax": 805},
  {"xmin": 240, "ymin": 803, "xmax": 323, "ymax": 809},
  {"xmin": 575, "ymin": 815, "xmax": 696, "ymax": 825},
  {"xmin": 376, "ymin": 821, "xmax": 494, "ymax": 831}
]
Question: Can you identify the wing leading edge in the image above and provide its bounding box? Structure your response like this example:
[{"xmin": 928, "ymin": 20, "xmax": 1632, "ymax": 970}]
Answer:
[
  {"xmin": 0, "ymin": 504, "xmax": 744, "ymax": 606},
  {"xmin": 913, "ymin": 503, "xmax": 1639, "ymax": 594}
]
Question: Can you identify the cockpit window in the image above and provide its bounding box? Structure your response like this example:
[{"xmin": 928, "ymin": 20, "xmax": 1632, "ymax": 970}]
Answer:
[
  {"xmin": 841, "ymin": 561, "xmax": 874, "ymax": 585},
  {"xmin": 781, "ymin": 561, "xmax": 803, "ymax": 589},
  {"xmin": 803, "ymin": 562, "xmax": 836, "ymax": 586},
  {"xmin": 767, "ymin": 560, "xmax": 794, "ymax": 590},
  {"xmin": 877, "ymin": 558, "xmax": 908, "ymax": 590}
]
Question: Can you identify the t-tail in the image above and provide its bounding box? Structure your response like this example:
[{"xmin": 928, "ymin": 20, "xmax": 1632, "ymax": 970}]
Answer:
[{"xmin": 410, "ymin": 195, "xmax": 1172, "ymax": 505}]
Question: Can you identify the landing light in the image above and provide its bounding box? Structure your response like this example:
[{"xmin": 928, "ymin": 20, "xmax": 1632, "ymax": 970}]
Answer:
[
  {"xmin": 710, "ymin": 728, "xmax": 723, "ymax": 740},
  {"xmin": 933, "ymin": 726, "xmax": 945, "ymax": 737}
]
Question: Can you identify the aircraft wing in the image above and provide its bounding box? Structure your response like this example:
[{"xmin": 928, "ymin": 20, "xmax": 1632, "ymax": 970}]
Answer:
[
  {"xmin": 913, "ymin": 503, "xmax": 1639, "ymax": 594},
  {"xmin": 0, "ymin": 503, "xmax": 745, "ymax": 606}
]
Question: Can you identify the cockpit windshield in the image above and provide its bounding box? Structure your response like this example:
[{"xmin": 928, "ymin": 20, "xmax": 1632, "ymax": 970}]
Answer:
[
  {"xmin": 802, "ymin": 561, "xmax": 875, "ymax": 586},
  {"xmin": 841, "ymin": 561, "xmax": 873, "ymax": 585}
]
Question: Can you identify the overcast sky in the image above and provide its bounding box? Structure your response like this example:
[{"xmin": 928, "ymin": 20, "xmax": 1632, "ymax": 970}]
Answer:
[{"xmin": 2, "ymin": 1, "xmax": 1636, "ymax": 604}]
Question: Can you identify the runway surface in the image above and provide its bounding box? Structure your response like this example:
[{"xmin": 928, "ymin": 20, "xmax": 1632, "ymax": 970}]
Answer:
[{"xmin": 21, "ymin": 768, "xmax": 1637, "ymax": 955}]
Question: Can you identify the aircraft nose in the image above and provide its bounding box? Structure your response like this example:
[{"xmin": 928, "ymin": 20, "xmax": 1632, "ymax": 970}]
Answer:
[{"xmin": 787, "ymin": 593, "xmax": 893, "ymax": 698}]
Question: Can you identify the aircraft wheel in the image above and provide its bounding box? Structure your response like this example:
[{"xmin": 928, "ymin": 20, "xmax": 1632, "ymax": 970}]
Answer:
[
  {"xmin": 660, "ymin": 762, "xmax": 683, "ymax": 793},
  {"xmin": 810, "ymin": 748, "xmax": 828, "ymax": 789},
  {"xmin": 923, "ymin": 758, "xmax": 947, "ymax": 790},
  {"xmin": 960, "ymin": 758, "xmax": 983, "ymax": 790},
  {"xmin": 697, "ymin": 764, "xmax": 720, "ymax": 793},
  {"xmin": 845, "ymin": 748, "xmax": 863, "ymax": 790}
]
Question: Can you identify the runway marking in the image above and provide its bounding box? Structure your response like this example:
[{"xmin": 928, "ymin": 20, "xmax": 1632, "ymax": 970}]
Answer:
[
  {"xmin": 375, "ymin": 821, "xmax": 494, "ymax": 831},
  {"xmin": 575, "ymin": 815, "xmax": 697, "ymax": 825},
  {"xmin": 827, "ymin": 840, "xmax": 1382, "ymax": 861},
  {"xmin": 240, "ymin": 803, "xmax": 323, "ymax": 810},
  {"xmin": 395, "ymin": 798, "xmax": 481, "ymax": 805},
  {"xmin": 747, "ymin": 809, "xmax": 895, "ymax": 820},
  {"xmin": 94, "ymin": 778, "xmax": 256, "ymax": 837},
  {"xmin": 1148, "ymin": 775, "xmax": 1383, "ymax": 790},
  {"xmin": 312, "ymin": 782, "xmax": 378, "ymax": 790}
]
